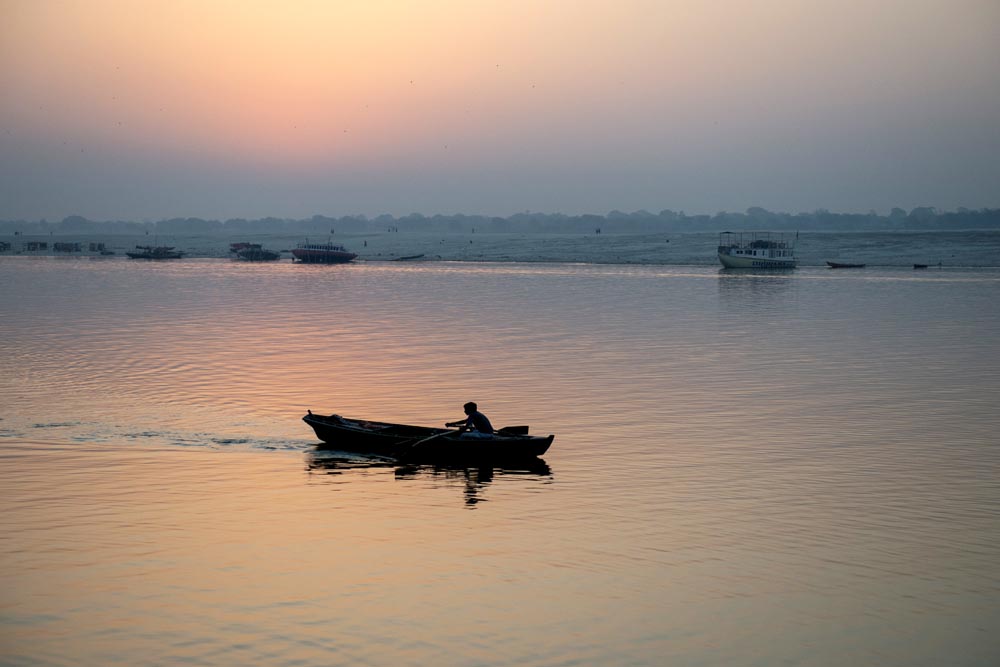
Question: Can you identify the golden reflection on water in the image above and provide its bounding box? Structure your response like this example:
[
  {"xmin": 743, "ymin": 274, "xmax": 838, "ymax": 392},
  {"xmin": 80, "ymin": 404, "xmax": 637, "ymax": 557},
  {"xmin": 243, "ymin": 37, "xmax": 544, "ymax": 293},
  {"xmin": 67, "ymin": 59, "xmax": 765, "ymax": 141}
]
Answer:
[{"xmin": 2, "ymin": 442, "xmax": 566, "ymax": 664}]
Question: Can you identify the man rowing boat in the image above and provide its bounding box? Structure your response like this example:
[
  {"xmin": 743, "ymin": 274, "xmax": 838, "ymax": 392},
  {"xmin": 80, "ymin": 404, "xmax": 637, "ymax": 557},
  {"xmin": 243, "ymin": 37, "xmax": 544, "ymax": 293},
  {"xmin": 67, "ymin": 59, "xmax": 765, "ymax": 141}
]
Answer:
[{"xmin": 445, "ymin": 401, "xmax": 494, "ymax": 435}]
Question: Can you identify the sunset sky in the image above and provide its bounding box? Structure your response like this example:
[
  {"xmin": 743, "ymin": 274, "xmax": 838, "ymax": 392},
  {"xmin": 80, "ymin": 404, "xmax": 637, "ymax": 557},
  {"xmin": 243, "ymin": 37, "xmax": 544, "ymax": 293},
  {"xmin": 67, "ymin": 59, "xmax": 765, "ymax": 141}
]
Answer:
[{"xmin": 2, "ymin": 0, "xmax": 998, "ymax": 221}]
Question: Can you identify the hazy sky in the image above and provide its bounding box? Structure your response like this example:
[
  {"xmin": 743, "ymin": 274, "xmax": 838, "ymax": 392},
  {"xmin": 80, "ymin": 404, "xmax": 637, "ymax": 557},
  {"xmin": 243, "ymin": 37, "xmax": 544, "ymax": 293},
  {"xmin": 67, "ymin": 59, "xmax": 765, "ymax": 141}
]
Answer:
[{"xmin": 2, "ymin": 0, "xmax": 999, "ymax": 221}]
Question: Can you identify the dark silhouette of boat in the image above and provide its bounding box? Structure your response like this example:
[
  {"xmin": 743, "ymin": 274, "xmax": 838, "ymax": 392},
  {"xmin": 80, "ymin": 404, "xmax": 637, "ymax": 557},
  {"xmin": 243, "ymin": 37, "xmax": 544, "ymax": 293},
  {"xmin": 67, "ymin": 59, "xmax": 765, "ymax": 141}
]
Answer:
[
  {"xmin": 291, "ymin": 241, "xmax": 357, "ymax": 263},
  {"xmin": 126, "ymin": 245, "xmax": 184, "ymax": 259},
  {"xmin": 302, "ymin": 411, "xmax": 553, "ymax": 463},
  {"xmin": 231, "ymin": 243, "xmax": 280, "ymax": 261},
  {"xmin": 827, "ymin": 261, "xmax": 866, "ymax": 268}
]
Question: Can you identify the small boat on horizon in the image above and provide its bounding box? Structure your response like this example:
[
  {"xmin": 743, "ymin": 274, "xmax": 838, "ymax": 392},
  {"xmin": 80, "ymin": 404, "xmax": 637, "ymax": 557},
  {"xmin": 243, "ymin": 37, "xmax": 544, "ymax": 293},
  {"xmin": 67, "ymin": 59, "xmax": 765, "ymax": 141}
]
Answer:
[
  {"xmin": 231, "ymin": 243, "xmax": 281, "ymax": 261},
  {"xmin": 126, "ymin": 245, "xmax": 184, "ymax": 260},
  {"xmin": 718, "ymin": 231, "xmax": 797, "ymax": 269},
  {"xmin": 827, "ymin": 261, "xmax": 866, "ymax": 269},
  {"xmin": 291, "ymin": 241, "xmax": 357, "ymax": 264},
  {"xmin": 302, "ymin": 411, "xmax": 553, "ymax": 463}
]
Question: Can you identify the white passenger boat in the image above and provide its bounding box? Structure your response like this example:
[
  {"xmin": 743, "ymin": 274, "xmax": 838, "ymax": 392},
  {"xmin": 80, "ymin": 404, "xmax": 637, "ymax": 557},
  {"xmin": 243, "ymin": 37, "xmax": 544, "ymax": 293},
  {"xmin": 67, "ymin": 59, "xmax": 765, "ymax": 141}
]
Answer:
[{"xmin": 717, "ymin": 231, "xmax": 797, "ymax": 269}]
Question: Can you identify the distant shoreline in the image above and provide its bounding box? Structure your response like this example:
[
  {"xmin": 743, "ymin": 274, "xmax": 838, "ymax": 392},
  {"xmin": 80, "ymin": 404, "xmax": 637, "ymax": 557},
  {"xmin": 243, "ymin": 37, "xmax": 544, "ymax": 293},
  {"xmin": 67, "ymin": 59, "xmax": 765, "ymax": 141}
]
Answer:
[
  {"xmin": 2, "ymin": 207, "xmax": 999, "ymax": 238},
  {"xmin": 2, "ymin": 229, "xmax": 999, "ymax": 268}
]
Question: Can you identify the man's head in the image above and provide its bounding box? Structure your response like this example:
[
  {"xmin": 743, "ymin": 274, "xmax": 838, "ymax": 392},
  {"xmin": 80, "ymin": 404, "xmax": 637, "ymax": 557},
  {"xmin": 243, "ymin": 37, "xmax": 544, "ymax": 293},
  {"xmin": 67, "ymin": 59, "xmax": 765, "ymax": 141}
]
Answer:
[{"xmin": 463, "ymin": 402, "xmax": 477, "ymax": 414}]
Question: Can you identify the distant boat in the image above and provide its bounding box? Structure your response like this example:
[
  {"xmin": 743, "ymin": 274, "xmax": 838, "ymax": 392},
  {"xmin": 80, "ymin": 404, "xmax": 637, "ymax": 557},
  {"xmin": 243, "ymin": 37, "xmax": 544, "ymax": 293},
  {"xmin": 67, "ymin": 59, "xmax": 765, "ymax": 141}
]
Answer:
[
  {"xmin": 913, "ymin": 264, "xmax": 928, "ymax": 269},
  {"xmin": 393, "ymin": 254, "xmax": 425, "ymax": 261},
  {"xmin": 291, "ymin": 241, "xmax": 357, "ymax": 264},
  {"xmin": 232, "ymin": 243, "xmax": 280, "ymax": 261},
  {"xmin": 827, "ymin": 261, "xmax": 865, "ymax": 269},
  {"xmin": 126, "ymin": 245, "xmax": 184, "ymax": 260},
  {"xmin": 718, "ymin": 231, "xmax": 797, "ymax": 269}
]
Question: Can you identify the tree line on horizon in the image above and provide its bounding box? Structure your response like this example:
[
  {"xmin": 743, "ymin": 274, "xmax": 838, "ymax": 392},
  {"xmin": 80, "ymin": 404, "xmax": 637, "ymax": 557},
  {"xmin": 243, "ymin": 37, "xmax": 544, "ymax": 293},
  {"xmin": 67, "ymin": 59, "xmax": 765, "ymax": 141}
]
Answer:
[{"xmin": 2, "ymin": 206, "xmax": 998, "ymax": 235}]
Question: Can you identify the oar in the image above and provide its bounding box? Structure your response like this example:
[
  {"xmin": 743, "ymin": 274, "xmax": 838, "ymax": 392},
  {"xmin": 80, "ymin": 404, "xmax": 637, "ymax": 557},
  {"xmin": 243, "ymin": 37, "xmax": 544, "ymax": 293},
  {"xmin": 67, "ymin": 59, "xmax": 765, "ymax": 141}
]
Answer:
[
  {"xmin": 394, "ymin": 423, "xmax": 528, "ymax": 459},
  {"xmin": 395, "ymin": 428, "xmax": 457, "ymax": 460}
]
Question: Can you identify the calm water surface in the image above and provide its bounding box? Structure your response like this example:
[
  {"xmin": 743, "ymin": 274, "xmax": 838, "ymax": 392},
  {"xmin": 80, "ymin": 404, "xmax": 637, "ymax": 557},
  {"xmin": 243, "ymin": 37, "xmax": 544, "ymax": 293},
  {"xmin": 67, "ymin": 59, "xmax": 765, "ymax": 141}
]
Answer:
[{"xmin": 1, "ymin": 258, "xmax": 999, "ymax": 666}]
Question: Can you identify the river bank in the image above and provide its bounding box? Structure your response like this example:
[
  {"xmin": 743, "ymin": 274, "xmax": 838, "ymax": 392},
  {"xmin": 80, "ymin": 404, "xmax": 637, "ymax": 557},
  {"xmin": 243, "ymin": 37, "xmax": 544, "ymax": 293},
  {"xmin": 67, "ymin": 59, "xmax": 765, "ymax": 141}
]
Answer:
[{"xmin": 2, "ymin": 229, "xmax": 1000, "ymax": 267}]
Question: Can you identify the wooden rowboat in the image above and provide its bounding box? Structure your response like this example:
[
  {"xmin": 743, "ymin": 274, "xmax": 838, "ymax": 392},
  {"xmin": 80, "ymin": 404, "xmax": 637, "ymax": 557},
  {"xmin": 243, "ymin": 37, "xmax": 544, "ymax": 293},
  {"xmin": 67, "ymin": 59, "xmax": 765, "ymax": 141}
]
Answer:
[{"xmin": 302, "ymin": 411, "xmax": 554, "ymax": 462}]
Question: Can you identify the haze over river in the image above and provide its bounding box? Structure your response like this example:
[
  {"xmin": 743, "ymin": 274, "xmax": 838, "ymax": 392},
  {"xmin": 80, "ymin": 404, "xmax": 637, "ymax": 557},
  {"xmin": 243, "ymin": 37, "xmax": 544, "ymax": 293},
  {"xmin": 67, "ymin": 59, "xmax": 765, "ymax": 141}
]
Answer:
[{"xmin": 2, "ymin": 255, "xmax": 998, "ymax": 666}]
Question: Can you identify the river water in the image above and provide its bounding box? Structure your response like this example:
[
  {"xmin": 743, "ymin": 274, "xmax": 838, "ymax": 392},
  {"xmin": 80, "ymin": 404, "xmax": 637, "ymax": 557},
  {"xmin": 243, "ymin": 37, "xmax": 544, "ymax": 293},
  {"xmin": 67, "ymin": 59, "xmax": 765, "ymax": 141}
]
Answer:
[{"xmin": 1, "ymin": 257, "xmax": 998, "ymax": 666}]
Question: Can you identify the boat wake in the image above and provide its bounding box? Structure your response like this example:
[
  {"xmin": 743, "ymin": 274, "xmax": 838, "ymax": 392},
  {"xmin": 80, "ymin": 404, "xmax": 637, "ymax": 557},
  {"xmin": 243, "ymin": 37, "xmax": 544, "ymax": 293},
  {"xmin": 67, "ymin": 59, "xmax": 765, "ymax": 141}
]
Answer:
[{"xmin": 5, "ymin": 417, "xmax": 314, "ymax": 451}]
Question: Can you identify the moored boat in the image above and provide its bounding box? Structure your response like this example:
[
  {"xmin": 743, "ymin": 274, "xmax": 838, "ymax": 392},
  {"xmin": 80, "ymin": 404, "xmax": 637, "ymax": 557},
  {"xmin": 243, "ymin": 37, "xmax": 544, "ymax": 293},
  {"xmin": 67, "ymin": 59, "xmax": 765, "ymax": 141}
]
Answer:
[
  {"xmin": 827, "ymin": 261, "xmax": 866, "ymax": 268},
  {"xmin": 291, "ymin": 241, "xmax": 357, "ymax": 264},
  {"xmin": 302, "ymin": 411, "xmax": 554, "ymax": 462},
  {"xmin": 232, "ymin": 243, "xmax": 281, "ymax": 261},
  {"xmin": 718, "ymin": 231, "xmax": 797, "ymax": 269},
  {"xmin": 126, "ymin": 245, "xmax": 184, "ymax": 260}
]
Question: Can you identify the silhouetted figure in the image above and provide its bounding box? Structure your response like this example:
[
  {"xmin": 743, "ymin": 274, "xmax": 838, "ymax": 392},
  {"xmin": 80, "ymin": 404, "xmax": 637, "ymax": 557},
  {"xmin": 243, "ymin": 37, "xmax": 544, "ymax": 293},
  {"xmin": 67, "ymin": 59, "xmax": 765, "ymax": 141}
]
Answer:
[{"xmin": 446, "ymin": 402, "xmax": 494, "ymax": 434}]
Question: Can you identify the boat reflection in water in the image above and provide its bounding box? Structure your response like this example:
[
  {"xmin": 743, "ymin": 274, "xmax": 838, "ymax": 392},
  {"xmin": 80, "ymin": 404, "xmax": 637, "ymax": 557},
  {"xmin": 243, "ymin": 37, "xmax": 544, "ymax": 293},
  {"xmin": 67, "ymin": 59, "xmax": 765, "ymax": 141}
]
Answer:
[
  {"xmin": 717, "ymin": 269, "xmax": 794, "ymax": 298},
  {"xmin": 305, "ymin": 450, "xmax": 552, "ymax": 507}
]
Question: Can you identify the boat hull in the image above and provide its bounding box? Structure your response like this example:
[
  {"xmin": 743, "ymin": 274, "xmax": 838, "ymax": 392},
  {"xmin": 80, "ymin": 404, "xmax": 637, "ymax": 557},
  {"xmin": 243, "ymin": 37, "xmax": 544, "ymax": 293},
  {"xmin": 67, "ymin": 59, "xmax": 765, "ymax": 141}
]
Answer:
[
  {"xmin": 291, "ymin": 249, "xmax": 357, "ymax": 263},
  {"xmin": 718, "ymin": 253, "xmax": 796, "ymax": 269},
  {"xmin": 303, "ymin": 413, "xmax": 553, "ymax": 462}
]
